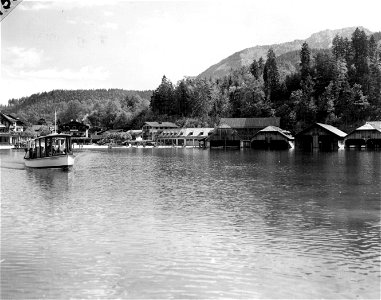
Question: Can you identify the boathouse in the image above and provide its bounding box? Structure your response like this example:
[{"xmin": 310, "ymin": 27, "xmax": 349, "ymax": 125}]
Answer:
[
  {"xmin": 142, "ymin": 121, "xmax": 178, "ymax": 141},
  {"xmin": 208, "ymin": 124, "xmax": 241, "ymax": 149},
  {"xmin": 295, "ymin": 123, "xmax": 346, "ymax": 151},
  {"xmin": 219, "ymin": 117, "xmax": 280, "ymax": 147},
  {"xmin": 251, "ymin": 126, "xmax": 294, "ymax": 149},
  {"xmin": 344, "ymin": 121, "xmax": 381, "ymax": 148},
  {"xmin": 156, "ymin": 128, "xmax": 214, "ymax": 147}
]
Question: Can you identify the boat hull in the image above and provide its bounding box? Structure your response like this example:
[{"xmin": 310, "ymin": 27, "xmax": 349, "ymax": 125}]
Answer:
[{"xmin": 24, "ymin": 154, "xmax": 75, "ymax": 169}]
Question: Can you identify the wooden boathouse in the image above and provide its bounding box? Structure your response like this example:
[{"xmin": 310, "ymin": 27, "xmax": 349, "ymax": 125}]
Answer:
[
  {"xmin": 344, "ymin": 121, "xmax": 381, "ymax": 148},
  {"xmin": 251, "ymin": 126, "xmax": 294, "ymax": 149},
  {"xmin": 295, "ymin": 123, "xmax": 346, "ymax": 151},
  {"xmin": 208, "ymin": 124, "xmax": 241, "ymax": 149},
  {"xmin": 219, "ymin": 117, "xmax": 280, "ymax": 147}
]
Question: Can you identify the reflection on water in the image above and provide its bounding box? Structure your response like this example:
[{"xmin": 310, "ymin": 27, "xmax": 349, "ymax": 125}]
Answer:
[{"xmin": 1, "ymin": 148, "xmax": 380, "ymax": 299}]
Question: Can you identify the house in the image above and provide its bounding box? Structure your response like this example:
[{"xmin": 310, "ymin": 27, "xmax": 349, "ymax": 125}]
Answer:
[
  {"xmin": 219, "ymin": 117, "xmax": 280, "ymax": 146},
  {"xmin": 59, "ymin": 120, "xmax": 89, "ymax": 138},
  {"xmin": 208, "ymin": 124, "xmax": 241, "ymax": 149},
  {"xmin": 344, "ymin": 121, "xmax": 381, "ymax": 148},
  {"xmin": 0, "ymin": 112, "xmax": 26, "ymax": 146},
  {"xmin": 295, "ymin": 123, "xmax": 347, "ymax": 151},
  {"xmin": 156, "ymin": 128, "xmax": 214, "ymax": 147},
  {"xmin": 142, "ymin": 122, "xmax": 178, "ymax": 141},
  {"xmin": 251, "ymin": 126, "xmax": 294, "ymax": 149},
  {"xmin": 0, "ymin": 112, "xmax": 25, "ymax": 133}
]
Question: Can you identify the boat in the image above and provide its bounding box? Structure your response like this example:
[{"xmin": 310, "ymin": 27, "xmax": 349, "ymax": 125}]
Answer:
[{"xmin": 24, "ymin": 133, "xmax": 75, "ymax": 169}]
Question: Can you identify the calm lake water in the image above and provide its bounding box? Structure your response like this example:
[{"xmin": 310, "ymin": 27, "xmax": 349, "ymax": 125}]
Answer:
[{"xmin": 1, "ymin": 148, "xmax": 380, "ymax": 299}]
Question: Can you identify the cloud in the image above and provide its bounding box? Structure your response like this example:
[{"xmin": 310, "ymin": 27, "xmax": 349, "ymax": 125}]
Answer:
[
  {"xmin": 101, "ymin": 22, "xmax": 119, "ymax": 30},
  {"xmin": 19, "ymin": 2, "xmax": 54, "ymax": 11},
  {"xmin": 4, "ymin": 47, "xmax": 44, "ymax": 69},
  {"xmin": 104, "ymin": 11, "xmax": 114, "ymax": 17},
  {"xmin": 17, "ymin": 66, "xmax": 110, "ymax": 81},
  {"xmin": 19, "ymin": 0, "xmax": 119, "ymax": 11},
  {"xmin": 66, "ymin": 19, "xmax": 77, "ymax": 25}
]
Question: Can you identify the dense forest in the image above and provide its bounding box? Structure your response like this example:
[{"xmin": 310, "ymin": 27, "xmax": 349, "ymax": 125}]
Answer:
[{"xmin": 2, "ymin": 28, "xmax": 381, "ymax": 134}]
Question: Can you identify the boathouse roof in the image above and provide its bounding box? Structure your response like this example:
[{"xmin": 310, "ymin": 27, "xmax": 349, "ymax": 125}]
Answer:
[
  {"xmin": 219, "ymin": 117, "xmax": 280, "ymax": 129},
  {"xmin": 254, "ymin": 126, "xmax": 294, "ymax": 140},
  {"xmin": 356, "ymin": 121, "xmax": 381, "ymax": 132},
  {"xmin": 296, "ymin": 123, "xmax": 346, "ymax": 138}
]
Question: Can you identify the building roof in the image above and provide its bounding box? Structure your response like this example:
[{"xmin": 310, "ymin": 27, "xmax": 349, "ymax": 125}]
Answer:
[
  {"xmin": 220, "ymin": 117, "xmax": 280, "ymax": 128},
  {"xmin": 357, "ymin": 121, "xmax": 381, "ymax": 132},
  {"xmin": 157, "ymin": 128, "xmax": 214, "ymax": 139},
  {"xmin": 346, "ymin": 121, "xmax": 381, "ymax": 137},
  {"xmin": 0, "ymin": 112, "xmax": 25, "ymax": 126},
  {"xmin": 296, "ymin": 123, "xmax": 347, "ymax": 138},
  {"xmin": 144, "ymin": 122, "xmax": 178, "ymax": 128},
  {"xmin": 316, "ymin": 123, "xmax": 347, "ymax": 137},
  {"xmin": 254, "ymin": 126, "xmax": 294, "ymax": 140}
]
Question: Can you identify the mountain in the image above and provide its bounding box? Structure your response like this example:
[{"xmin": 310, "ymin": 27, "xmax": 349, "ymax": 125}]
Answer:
[{"xmin": 197, "ymin": 26, "xmax": 373, "ymax": 80}]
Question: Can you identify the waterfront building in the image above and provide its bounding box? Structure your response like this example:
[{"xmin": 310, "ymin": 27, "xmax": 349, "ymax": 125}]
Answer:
[
  {"xmin": 344, "ymin": 121, "xmax": 381, "ymax": 148},
  {"xmin": 142, "ymin": 122, "xmax": 178, "ymax": 141},
  {"xmin": 219, "ymin": 117, "xmax": 280, "ymax": 147},
  {"xmin": 59, "ymin": 120, "xmax": 89, "ymax": 137},
  {"xmin": 208, "ymin": 124, "xmax": 241, "ymax": 149},
  {"xmin": 156, "ymin": 128, "xmax": 214, "ymax": 147},
  {"xmin": 251, "ymin": 126, "xmax": 294, "ymax": 149},
  {"xmin": 0, "ymin": 112, "xmax": 26, "ymax": 146},
  {"xmin": 295, "ymin": 123, "xmax": 346, "ymax": 151},
  {"xmin": 59, "ymin": 120, "xmax": 90, "ymax": 145}
]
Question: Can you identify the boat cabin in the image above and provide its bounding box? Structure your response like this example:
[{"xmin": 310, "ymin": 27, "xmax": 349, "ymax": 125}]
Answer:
[{"xmin": 25, "ymin": 134, "xmax": 72, "ymax": 159}]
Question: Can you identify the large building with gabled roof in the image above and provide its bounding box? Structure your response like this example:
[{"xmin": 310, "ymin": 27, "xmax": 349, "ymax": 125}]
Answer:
[{"xmin": 219, "ymin": 117, "xmax": 280, "ymax": 141}]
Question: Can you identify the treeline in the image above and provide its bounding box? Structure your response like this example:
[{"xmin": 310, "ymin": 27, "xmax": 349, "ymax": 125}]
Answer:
[
  {"xmin": 151, "ymin": 28, "xmax": 381, "ymax": 133},
  {"xmin": 1, "ymin": 89, "xmax": 153, "ymax": 130}
]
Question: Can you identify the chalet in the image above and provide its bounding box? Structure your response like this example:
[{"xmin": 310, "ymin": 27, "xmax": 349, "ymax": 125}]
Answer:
[
  {"xmin": 142, "ymin": 121, "xmax": 178, "ymax": 141},
  {"xmin": 0, "ymin": 112, "xmax": 25, "ymax": 133},
  {"xmin": 59, "ymin": 120, "xmax": 89, "ymax": 138},
  {"xmin": 208, "ymin": 124, "xmax": 241, "ymax": 149},
  {"xmin": 295, "ymin": 123, "xmax": 347, "ymax": 151},
  {"xmin": 59, "ymin": 120, "xmax": 90, "ymax": 145},
  {"xmin": 251, "ymin": 126, "xmax": 294, "ymax": 149},
  {"xmin": 0, "ymin": 112, "xmax": 26, "ymax": 146},
  {"xmin": 219, "ymin": 117, "xmax": 280, "ymax": 147},
  {"xmin": 156, "ymin": 128, "xmax": 214, "ymax": 147},
  {"xmin": 344, "ymin": 121, "xmax": 381, "ymax": 148}
]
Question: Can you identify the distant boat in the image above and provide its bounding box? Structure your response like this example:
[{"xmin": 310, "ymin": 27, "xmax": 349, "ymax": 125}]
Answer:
[{"xmin": 24, "ymin": 133, "xmax": 75, "ymax": 169}]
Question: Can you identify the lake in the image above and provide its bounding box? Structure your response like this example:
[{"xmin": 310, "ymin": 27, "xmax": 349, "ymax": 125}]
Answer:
[{"xmin": 1, "ymin": 148, "xmax": 380, "ymax": 299}]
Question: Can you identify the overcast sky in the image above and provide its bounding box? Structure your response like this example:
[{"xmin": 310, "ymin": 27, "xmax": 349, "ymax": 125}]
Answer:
[{"xmin": 1, "ymin": 0, "xmax": 380, "ymax": 104}]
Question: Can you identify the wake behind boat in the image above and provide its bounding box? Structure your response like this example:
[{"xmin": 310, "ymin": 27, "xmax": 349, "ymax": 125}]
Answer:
[{"xmin": 24, "ymin": 134, "xmax": 75, "ymax": 169}]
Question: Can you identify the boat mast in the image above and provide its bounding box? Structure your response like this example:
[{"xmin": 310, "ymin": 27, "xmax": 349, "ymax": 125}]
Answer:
[{"xmin": 54, "ymin": 110, "xmax": 57, "ymax": 134}]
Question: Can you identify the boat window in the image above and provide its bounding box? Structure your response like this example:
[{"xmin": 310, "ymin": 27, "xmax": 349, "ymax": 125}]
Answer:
[{"xmin": 39, "ymin": 138, "xmax": 45, "ymax": 158}]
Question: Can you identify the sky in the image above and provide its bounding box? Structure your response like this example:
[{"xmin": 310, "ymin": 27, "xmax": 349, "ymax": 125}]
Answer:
[{"xmin": 1, "ymin": 0, "xmax": 380, "ymax": 105}]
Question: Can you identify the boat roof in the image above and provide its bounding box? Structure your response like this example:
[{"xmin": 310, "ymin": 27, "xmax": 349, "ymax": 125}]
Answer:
[{"xmin": 34, "ymin": 133, "xmax": 72, "ymax": 139}]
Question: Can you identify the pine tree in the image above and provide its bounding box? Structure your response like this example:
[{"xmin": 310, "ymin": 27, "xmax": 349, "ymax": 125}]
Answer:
[
  {"xmin": 263, "ymin": 49, "xmax": 280, "ymax": 102},
  {"xmin": 300, "ymin": 42, "xmax": 311, "ymax": 81},
  {"xmin": 150, "ymin": 75, "xmax": 175, "ymax": 115}
]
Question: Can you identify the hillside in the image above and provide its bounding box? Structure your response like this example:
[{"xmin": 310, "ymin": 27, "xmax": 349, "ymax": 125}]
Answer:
[
  {"xmin": 198, "ymin": 26, "xmax": 373, "ymax": 80},
  {"xmin": 2, "ymin": 89, "xmax": 153, "ymax": 125}
]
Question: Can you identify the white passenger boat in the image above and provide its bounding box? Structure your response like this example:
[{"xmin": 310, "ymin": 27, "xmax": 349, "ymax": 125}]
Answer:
[{"xmin": 24, "ymin": 134, "xmax": 75, "ymax": 169}]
